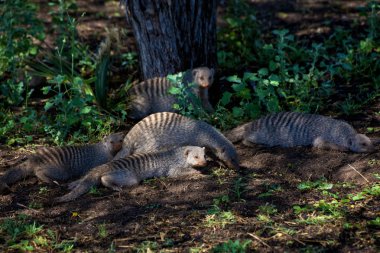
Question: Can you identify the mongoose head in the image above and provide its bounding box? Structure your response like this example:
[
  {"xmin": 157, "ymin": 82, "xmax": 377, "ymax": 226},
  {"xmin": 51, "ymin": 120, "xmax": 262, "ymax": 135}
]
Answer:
[
  {"xmin": 216, "ymin": 146, "xmax": 240, "ymax": 170},
  {"xmin": 104, "ymin": 132, "xmax": 125, "ymax": 156},
  {"xmin": 192, "ymin": 67, "xmax": 214, "ymax": 88},
  {"xmin": 185, "ymin": 146, "xmax": 208, "ymax": 167},
  {"xmin": 349, "ymin": 134, "xmax": 375, "ymax": 153}
]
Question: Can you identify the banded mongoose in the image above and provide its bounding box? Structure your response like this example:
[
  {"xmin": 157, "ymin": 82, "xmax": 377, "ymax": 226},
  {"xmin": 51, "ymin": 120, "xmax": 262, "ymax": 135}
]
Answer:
[
  {"xmin": 226, "ymin": 111, "xmax": 375, "ymax": 153},
  {"xmin": 128, "ymin": 67, "xmax": 215, "ymax": 119},
  {"xmin": 0, "ymin": 132, "xmax": 125, "ymax": 193},
  {"xmin": 114, "ymin": 112, "xmax": 239, "ymax": 169},
  {"xmin": 55, "ymin": 146, "xmax": 207, "ymax": 202}
]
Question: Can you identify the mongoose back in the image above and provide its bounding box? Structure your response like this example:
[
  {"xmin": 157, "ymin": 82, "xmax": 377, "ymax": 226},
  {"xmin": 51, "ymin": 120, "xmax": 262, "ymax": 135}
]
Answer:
[
  {"xmin": 55, "ymin": 146, "xmax": 207, "ymax": 202},
  {"xmin": 114, "ymin": 112, "xmax": 239, "ymax": 169},
  {"xmin": 0, "ymin": 132, "xmax": 125, "ymax": 193},
  {"xmin": 128, "ymin": 67, "xmax": 214, "ymax": 119},
  {"xmin": 226, "ymin": 111, "xmax": 374, "ymax": 153}
]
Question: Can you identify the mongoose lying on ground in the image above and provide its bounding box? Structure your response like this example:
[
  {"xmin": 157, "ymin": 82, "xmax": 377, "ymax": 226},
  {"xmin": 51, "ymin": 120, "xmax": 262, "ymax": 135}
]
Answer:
[
  {"xmin": 0, "ymin": 132, "xmax": 125, "ymax": 193},
  {"xmin": 55, "ymin": 146, "xmax": 207, "ymax": 202},
  {"xmin": 128, "ymin": 67, "xmax": 214, "ymax": 119},
  {"xmin": 114, "ymin": 112, "xmax": 239, "ymax": 169},
  {"xmin": 226, "ymin": 111, "xmax": 375, "ymax": 153}
]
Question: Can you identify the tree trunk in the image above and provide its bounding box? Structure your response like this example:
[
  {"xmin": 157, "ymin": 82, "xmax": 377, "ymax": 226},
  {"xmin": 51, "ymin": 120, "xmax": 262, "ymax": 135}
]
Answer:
[{"xmin": 123, "ymin": 0, "xmax": 217, "ymax": 79}]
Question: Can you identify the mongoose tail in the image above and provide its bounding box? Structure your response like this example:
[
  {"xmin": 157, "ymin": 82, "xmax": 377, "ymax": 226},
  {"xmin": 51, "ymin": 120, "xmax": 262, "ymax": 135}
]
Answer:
[
  {"xmin": 0, "ymin": 165, "xmax": 33, "ymax": 193},
  {"xmin": 54, "ymin": 170, "xmax": 102, "ymax": 203},
  {"xmin": 224, "ymin": 122, "xmax": 252, "ymax": 143}
]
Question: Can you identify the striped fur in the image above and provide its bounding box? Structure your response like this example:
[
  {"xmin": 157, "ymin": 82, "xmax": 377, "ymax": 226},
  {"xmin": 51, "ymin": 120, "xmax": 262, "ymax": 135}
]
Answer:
[
  {"xmin": 114, "ymin": 112, "xmax": 239, "ymax": 169},
  {"xmin": 0, "ymin": 132, "xmax": 125, "ymax": 193},
  {"xmin": 128, "ymin": 67, "xmax": 214, "ymax": 119},
  {"xmin": 226, "ymin": 111, "xmax": 374, "ymax": 152},
  {"xmin": 55, "ymin": 146, "xmax": 207, "ymax": 202}
]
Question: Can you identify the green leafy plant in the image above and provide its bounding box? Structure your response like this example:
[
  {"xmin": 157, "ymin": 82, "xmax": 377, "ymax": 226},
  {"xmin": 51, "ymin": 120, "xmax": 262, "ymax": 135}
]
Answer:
[
  {"xmin": 89, "ymin": 186, "xmax": 103, "ymax": 196},
  {"xmin": 168, "ymin": 71, "xmax": 210, "ymax": 121},
  {"xmin": 258, "ymin": 203, "xmax": 278, "ymax": 215},
  {"xmin": 231, "ymin": 177, "xmax": 248, "ymax": 201},
  {"xmin": 212, "ymin": 239, "xmax": 252, "ymax": 253},
  {"xmin": 41, "ymin": 75, "xmax": 116, "ymax": 144},
  {"xmin": 134, "ymin": 240, "xmax": 158, "ymax": 253},
  {"xmin": 97, "ymin": 223, "xmax": 108, "ymax": 239},
  {"xmin": 0, "ymin": 214, "xmax": 75, "ymax": 252},
  {"xmin": 258, "ymin": 183, "xmax": 283, "ymax": 198},
  {"xmin": 298, "ymin": 179, "xmax": 334, "ymax": 191},
  {"xmin": 0, "ymin": 0, "xmax": 44, "ymax": 107},
  {"xmin": 368, "ymin": 217, "xmax": 380, "ymax": 227},
  {"xmin": 204, "ymin": 211, "xmax": 236, "ymax": 229},
  {"xmin": 217, "ymin": 0, "xmax": 259, "ymax": 71},
  {"xmin": 205, "ymin": 196, "xmax": 235, "ymax": 228}
]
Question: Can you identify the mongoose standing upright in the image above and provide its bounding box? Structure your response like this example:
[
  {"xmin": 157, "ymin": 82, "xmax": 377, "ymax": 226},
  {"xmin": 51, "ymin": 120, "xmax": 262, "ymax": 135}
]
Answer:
[
  {"xmin": 0, "ymin": 132, "xmax": 125, "ymax": 193},
  {"xmin": 127, "ymin": 67, "xmax": 215, "ymax": 119},
  {"xmin": 114, "ymin": 112, "xmax": 239, "ymax": 169},
  {"xmin": 226, "ymin": 111, "xmax": 375, "ymax": 152},
  {"xmin": 55, "ymin": 146, "xmax": 207, "ymax": 202}
]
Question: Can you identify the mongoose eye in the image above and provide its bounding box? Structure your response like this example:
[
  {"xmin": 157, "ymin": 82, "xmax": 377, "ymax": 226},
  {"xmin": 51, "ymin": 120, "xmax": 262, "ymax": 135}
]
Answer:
[
  {"xmin": 194, "ymin": 156, "xmax": 199, "ymax": 159},
  {"xmin": 200, "ymin": 77, "xmax": 204, "ymax": 81}
]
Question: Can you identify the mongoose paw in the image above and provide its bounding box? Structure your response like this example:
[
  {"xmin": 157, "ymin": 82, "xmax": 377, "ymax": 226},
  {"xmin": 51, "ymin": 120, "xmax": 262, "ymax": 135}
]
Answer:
[
  {"xmin": 242, "ymin": 139, "xmax": 257, "ymax": 147},
  {"xmin": 181, "ymin": 169, "xmax": 207, "ymax": 179},
  {"xmin": 188, "ymin": 172, "xmax": 207, "ymax": 179},
  {"xmin": 109, "ymin": 185, "xmax": 123, "ymax": 192}
]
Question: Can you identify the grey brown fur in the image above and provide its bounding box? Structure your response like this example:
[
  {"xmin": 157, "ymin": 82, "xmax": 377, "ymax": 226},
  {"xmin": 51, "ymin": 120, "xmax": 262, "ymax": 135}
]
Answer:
[
  {"xmin": 128, "ymin": 67, "xmax": 214, "ymax": 119},
  {"xmin": 226, "ymin": 111, "xmax": 374, "ymax": 153},
  {"xmin": 55, "ymin": 146, "xmax": 207, "ymax": 202},
  {"xmin": 0, "ymin": 132, "xmax": 125, "ymax": 193},
  {"xmin": 114, "ymin": 112, "xmax": 239, "ymax": 169}
]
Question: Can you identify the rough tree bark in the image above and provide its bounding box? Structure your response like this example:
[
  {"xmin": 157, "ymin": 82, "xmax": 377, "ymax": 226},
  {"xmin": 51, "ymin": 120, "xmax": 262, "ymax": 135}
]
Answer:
[{"xmin": 123, "ymin": 0, "xmax": 217, "ymax": 79}]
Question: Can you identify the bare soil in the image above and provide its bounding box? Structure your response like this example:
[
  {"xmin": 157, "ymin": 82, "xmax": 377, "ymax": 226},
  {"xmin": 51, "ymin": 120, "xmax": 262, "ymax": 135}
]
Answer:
[
  {"xmin": 1, "ymin": 0, "xmax": 379, "ymax": 252},
  {"xmin": 1, "ymin": 138, "xmax": 379, "ymax": 252}
]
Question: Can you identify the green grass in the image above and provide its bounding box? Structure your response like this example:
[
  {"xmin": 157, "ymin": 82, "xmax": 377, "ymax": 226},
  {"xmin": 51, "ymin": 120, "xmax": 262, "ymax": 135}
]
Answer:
[
  {"xmin": 0, "ymin": 214, "xmax": 75, "ymax": 252},
  {"xmin": 212, "ymin": 239, "xmax": 252, "ymax": 253}
]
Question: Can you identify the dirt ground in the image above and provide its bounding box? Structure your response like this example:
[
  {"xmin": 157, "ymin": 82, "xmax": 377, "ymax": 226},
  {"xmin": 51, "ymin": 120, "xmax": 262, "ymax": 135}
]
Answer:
[
  {"xmin": 1, "ymin": 0, "xmax": 379, "ymax": 252},
  {"xmin": 1, "ymin": 136, "xmax": 379, "ymax": 252}
]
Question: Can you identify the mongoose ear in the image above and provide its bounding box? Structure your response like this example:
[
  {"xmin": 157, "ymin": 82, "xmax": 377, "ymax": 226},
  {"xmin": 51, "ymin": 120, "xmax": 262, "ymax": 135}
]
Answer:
[
  {"xmin": 192, "ymin": 69, "xmax": 198, "ymax": 77},
  {"xmin": 184, "ymin": 149, "xmax": 190, "ymax": 156}
]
